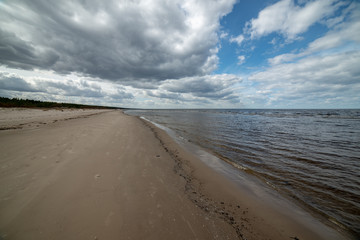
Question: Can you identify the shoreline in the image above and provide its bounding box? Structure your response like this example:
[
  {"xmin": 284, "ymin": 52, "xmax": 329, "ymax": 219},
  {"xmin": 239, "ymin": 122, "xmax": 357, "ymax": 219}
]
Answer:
[
  {"xmin": 138, "ymin": 115, "xmax": 353, "ymax": 240},
  {"xmin": 0, "ymin": 109, "xmax": 353, "ymax": 239},
  {"xmin": 137, "ymin": 114, "xmax": 355, "ymax": 238}
]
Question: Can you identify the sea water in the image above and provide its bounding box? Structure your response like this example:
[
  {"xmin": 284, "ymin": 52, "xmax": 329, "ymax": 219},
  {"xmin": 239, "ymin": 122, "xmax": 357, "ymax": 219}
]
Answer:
[{"xmin": 126, "ymin": 109, "xmax": 360, "ymax": 237}]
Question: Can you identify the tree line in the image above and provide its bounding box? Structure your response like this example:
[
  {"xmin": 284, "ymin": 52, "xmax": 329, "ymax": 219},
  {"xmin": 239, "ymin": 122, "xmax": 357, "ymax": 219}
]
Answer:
[{"xmin": 0, "ymin": 97, "xmax": 120, "ymax": 109}]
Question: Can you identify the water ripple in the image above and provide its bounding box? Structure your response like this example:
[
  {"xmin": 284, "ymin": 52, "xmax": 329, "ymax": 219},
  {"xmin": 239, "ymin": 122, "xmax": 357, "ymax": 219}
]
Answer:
[{"xmin": 127, "ymin": 109, "xmax": 360, "ymax": 237}]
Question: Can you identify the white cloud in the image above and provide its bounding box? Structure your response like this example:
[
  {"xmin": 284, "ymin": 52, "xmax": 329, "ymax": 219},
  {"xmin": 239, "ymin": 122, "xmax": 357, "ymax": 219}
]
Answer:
[
  {"xmin": 245, "ymin": 0, "xmax": 342, "ymax": 40},
  {"xmin": 238, "ymin": 1, "xmax": 360, "ymax": 108},
  {"xmin": 269, "ymin": 53, "xmax": 299, "ymax": 65},
  {"xmin": 268, "ymin": 2, "xmax": 360, "ymax": 65},
  {"xmin": 237, "ymin": 55, "xmax": 246, "ymax": 65},
  {"xmin": 220, "ymin": 31, "xmax": 229, "ymax": 39},
  {"xmin": 246, "ymin": 51, "xmax": 360, "ymax": 108},
  {"xmin": 0, "ymin": 69, "xmax": 135, "ymax": 107},
  {"xmin": 269, "ymin": 38, "xmax": 277, "ymax": 45},
  {"xmin": 253, "ymin": 51, "xmax": 360, "ymax": 84},
  {"xmin": 308, "ymin": 10, "xmax": 360, "ymax": 52},
  {"xmin": 230, "ymin": 34, "xmax": 245, "ymax": 45}
]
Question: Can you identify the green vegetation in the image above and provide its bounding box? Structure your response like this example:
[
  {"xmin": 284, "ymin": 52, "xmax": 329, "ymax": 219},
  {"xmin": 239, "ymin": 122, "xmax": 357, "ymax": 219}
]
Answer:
[{"xmin": 0, "ymin": 97, "xmax": 121, "ymax": 109}]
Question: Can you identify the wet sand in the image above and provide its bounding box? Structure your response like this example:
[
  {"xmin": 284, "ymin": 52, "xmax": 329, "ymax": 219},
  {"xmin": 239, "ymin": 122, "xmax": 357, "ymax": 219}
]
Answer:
[{"xmin": 0, "ymin": 109, "xmax": 350, "ymax": 239}]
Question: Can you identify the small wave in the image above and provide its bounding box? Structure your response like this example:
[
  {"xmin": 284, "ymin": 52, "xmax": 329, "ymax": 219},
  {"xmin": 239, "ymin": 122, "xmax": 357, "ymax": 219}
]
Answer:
[{"xmin": 129, "ymin": 109, "xmax": 360, "ymax": 237}]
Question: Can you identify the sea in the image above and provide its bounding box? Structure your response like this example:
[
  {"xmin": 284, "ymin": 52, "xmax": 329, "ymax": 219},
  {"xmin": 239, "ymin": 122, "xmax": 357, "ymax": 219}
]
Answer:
[{"xmin": 125, "ymin": 109, "xmax": 360, "ymax": 237}]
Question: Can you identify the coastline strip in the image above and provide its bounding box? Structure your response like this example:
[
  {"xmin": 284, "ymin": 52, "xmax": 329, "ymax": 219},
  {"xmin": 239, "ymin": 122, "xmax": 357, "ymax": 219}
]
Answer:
[
  {"xmin": 0, "ymin": 109, "xmax": 351, "ymax": 240},
  {"xmin": 139, "ymin": 115, "xmax": 352, "ymax": 240}
]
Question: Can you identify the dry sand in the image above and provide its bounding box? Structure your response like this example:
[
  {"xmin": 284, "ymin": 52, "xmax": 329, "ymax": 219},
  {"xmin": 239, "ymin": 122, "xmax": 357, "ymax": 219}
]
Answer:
[
  {"xmin": 0, "ymin": 109, "xmax": 351, "ymax": 240},
  {"xmin": 0, "ymin": 108, "xmax": 110, "ymax": 130}
]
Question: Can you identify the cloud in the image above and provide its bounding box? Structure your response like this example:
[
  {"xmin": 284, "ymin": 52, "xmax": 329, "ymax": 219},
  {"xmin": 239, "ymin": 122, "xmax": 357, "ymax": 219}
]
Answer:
[
  {"xmin": 146, "ymin": 91, "xmax": 190, "ymax": 103},
  {"xmin": 0, "ymin": 68, "xmax": 242, "ymax": 108},
  {"xmin": 268, "ymin": 53, "xmax": 297, "ymax": 65},
  {"xmin": 37, "ymin": 81, "xmax": 104, "ymax": 98},
  {"xmin": 235, "ymin": 0, "xmax": 359, "ymax": 111},
  {"xmin": 145, "ymin": 74, "xmax": 242, "ymax": 105},
  {"xmin": 220, "ymin": 31, "xmax": 229, "ymax": 39},
  {"xmin": 252, "ymin": 51, "xmax": 360, "ymax": 85},
  {"xmin": 164, "ymin": 74, "xmax": 240, "ymax": 98},
  {"xmin": 237, "ymin": 55, "xmax": 246, "ymax": 65},
  {"xmin": 0, "ymin": 71, "xmax": 134, "ymax": 103},
  {"xmin": 0, "ymin": 0, "xmax": 235, "ymax": 83},
  {"xmin": 109, "ymin": 90, "xmax": 134, "ymax": 100},
  {"xmin": 0, "ymin": 29, "xmax": 59, "ymax": 70},
  {"xmin": 0, "ymin": 72, "xmax": 37, "ymax": 92},
  {"xmin": 268, "ymin": 2, "xmax": 360, "ymax": 65},
  {"xmin": 247, "ymin": 51, "xmax": 360, "ymax": 107},
  {"xmin": 245, "ymin": 0, "xmax": 343, "ymax": 40},
  {"xmin": 307, "ymin": 3, "xmax": 360, "ymax": 52},
  {"xmin": 230, "ymin": 34, "xmax": 245, "ymax": 45}
]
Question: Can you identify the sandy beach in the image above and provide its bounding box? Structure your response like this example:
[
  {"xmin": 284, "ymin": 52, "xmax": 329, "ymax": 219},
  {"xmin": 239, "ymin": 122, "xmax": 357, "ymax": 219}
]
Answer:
[{"xmin": 0, "ymin": 109, "xmax": 351, "ymax": 240}]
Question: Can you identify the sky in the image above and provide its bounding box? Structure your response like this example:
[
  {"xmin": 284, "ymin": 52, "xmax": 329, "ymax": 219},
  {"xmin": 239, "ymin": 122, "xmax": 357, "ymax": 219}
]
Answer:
[{"xmin": 0, "ymin": 0, "xmax": 359, "ymax": 109}]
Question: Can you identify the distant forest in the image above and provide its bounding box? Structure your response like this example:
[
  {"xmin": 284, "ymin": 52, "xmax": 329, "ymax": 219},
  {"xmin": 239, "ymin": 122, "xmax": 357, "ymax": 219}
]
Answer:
[{"xmin": 0, "ymin": 97, "xmax": 120, "ymax": 109}]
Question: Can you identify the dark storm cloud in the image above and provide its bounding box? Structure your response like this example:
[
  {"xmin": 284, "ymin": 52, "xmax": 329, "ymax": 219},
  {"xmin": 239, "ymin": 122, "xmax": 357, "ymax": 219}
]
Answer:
[
  {"xmin": 0, "ymin": 30, "xmax": 59, "ymax": 70},
  {"xmin": 0, "ymin": 72, "xmax": 37, "ymax": 92},
  {"xmin": 0, "ymin": 0, "xmax": 235, "ymax": 82}
]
